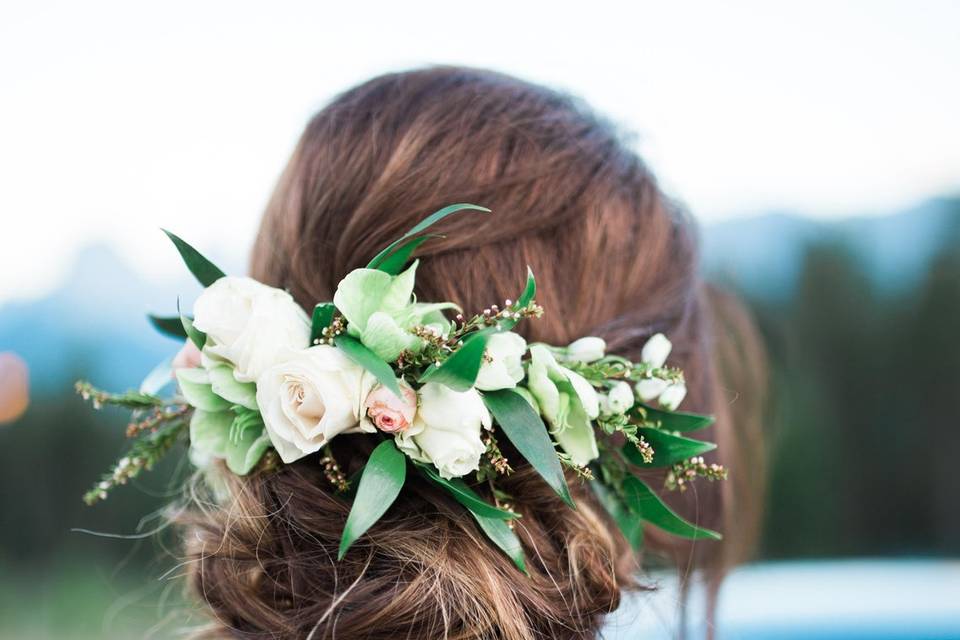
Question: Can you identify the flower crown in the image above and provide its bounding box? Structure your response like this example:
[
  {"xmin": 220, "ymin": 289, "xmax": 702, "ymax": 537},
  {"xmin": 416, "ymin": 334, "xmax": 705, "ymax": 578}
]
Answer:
[{"xmin": 77, "ymin": 204, "xmax": 726, "ymax": 572}]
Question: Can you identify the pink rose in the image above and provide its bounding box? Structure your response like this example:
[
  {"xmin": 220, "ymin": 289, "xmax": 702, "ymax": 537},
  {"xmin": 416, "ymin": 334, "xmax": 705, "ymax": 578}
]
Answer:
[{"xmin": 364, "ymin": 383, "xmax": 417, "ymax": 433}]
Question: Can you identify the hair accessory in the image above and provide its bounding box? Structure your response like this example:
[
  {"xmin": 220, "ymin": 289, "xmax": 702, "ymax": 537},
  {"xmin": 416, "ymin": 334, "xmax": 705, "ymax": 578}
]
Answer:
[{"xmin": 77, "ymin": 204, "xmax": 726, "ymax": 572}]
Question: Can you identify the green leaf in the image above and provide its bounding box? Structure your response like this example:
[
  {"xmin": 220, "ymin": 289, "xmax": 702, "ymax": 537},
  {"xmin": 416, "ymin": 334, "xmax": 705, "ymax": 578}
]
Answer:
[
  {"xmin": 139, "ymin": 358, "xmax": 173, "ymax": 395},
  {"xmin": 333, "ymin": 334, "xmax": 401, "ymax": 397},
  {"xmin": 148, "ymin": 314, "xmax": 189, "ymax": 340},
  {"xmin": 418, "ymin": 328, "xmax": 494, "ymax": 391},
  {"xmin": 639, "ymin": 404, "xmax": 715, "ymax": 432},
  {"xmin": 416, "ymin": 463, "xmax": 519, "ymax": 520},
  {"xmin": 338, "ymin": 440, "xmax": 407, "ymax": 559},
  {"xmin": 162, "ymin": 229, "xmax": 226, "ymax": 287},
  {"xmin": 375, "ymin": 234, "xmax": 438, "ymax": 275},
  {"xmin": 470, "ymin": 512, "xmax": 528, "ymax": 574},
  {"xmin": 622, "ymin": 427, "xmax": 717, "ymax": 467},
  {"xmin": 310, "ymin": 302, "xmax": 336, "ymax": 344},
  {"xmin": 177, "ymin": 299, "xmax": 206, "ymax": 349},
  {"xmin": 621, "ymin": 476, "xmax": 721, "ymax": 540},
  {"xmin": 499, "ymin": 267, "xmax": 536, "ymax": 330},
  {"xmin": 366, "ymin": 204, "xmax": 490, "ymax": 269},
  {"xmin": 591, "ymin": 480, "xmax": 644, "ymax": 550},
  {"xmin": 482, "ymin": 388, "xmax": 574, "ymax": 508}
]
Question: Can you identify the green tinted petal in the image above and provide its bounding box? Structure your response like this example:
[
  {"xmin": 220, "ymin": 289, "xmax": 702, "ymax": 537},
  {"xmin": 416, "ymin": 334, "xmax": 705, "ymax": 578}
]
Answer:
[
  {"xmin": 188, "ymin": 408, "xmax": 232, "ymax": 465},
  {"xmin": 382, "ymin": 260, "xmax": 418, "ymax": 312},
  {"xmin": 333, "ymin": 268, "xmax": 394, "ymax": 333},
  {"xmin": 176, "ymin": 368, "xmax": 230, "ymax": 412},
  {"xmin": 361, "ymin": 311, "xmax": 423, "ymax": 361},
  {"xmin": 207, "ymin": 365, "xmax": 258, "ymax": 410},
  {"xmin": 552, "ymin": 408, "xmax": 599, "ymax": 466}
]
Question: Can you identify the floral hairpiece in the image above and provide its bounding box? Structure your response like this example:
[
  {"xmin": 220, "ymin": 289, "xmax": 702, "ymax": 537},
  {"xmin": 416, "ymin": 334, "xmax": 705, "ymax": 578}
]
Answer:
[{"xmin": 77, "ymin": 204, "xmax": 726, "ymax": 572}]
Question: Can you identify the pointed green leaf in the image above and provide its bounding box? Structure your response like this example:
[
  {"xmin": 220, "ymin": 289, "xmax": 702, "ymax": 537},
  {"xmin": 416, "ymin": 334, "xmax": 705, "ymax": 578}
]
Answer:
[
  {"xmin": 591, "ymin": 480, "xmax": 644, "ymax": 550},
  {"xmin": 499, "ymin": 267, "xmax": 536, "ymax": 330},
  {"xmin": 162, "ymin": 229, "xmax": 226, "ymax": 287},
  {"xmin": 471, "ymin": 512, "xmax": 528, "ymax": 574},
  {"xmin": 148, "ymin": 314, "xmax": 189, "ymax": 340},
  {"xmin": 375, "ymin": 234, "xmax": 438, "ymax": 275},
  {"xmin": 310, "ymin": 302, "xmax": 337, "ymax": 344},
  {"xmin": 366, "ymin": 204, "xmax": 490, "ymax": 269},
  {"xmin": 482, "ymin": 388, "xmax": 574, "ymax": 508},
  {"xmin": 639, "ymin": 404, "xmax": 715, "ymax": 432},
  {"xmin": 416, "ymin": 463, "xmax": 519, "ymax": 520},
  {"xmin": 622, "ymin": 427, "xmax": 717, "ymax": 467},
  {"xmin": 333, "ymin": 334, "xmax": 401, "ymax": 396},
  {"xmin": 338, "ymin": 440, "xmax": 407, "ymax": 559},
  {"xmin": 621, "ymin": 476, "xmax": 721, "ymax": 540},
  {"xmin": 418, "ymin": 328, "xmax": 495, "ymax": 391},
  {"xmin": 177, "ymin": 298, "xmax": 206, "ymax": 349}
]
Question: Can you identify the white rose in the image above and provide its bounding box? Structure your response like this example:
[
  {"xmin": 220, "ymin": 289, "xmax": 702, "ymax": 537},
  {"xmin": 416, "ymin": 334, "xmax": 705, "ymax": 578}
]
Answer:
[
  {"xmin": 475, "ymin": 332, "xmax": 527, "ymax": 391},
  {"xmin": 193, "ymin": 276, "xmax": 311, "ymax": 382},
  {"xmin": 562, "ymin": 336, "xmax": 606, "ymax": 363},
  {"xmin": 641, "ymin": 333, "xmax": 672, "ymax": 368},
  {"xmin": 658, "ymin": 382, "xmax": 688, "ymax": 411},
  {"xmin": 635, "ymin": 378, "xmax": 669, "ymax": 402},
  {"xmin": 604, "ymin": 381, "xmax": 635, "ymax": 415},
  {"xmin": 255, "ymin": 345, "xmax": 373, "ymax": 463},
  {"xmin": 405, "ymin": 382, "xmax": 491, "ymax": 479}
]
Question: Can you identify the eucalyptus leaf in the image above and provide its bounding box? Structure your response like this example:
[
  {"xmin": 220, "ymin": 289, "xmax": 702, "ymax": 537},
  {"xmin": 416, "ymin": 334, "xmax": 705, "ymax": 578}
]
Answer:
[
  {"xmin": 591, "ymin": 480, "xmax": 644, "ymax": 550},
  {"xmin": 162, "ymin": 229, "xmax": 226, "ymax": 287},
  {"xmin": 375, "ymin": 234, "xmax": 438, "ymax": 275},
  {"xmin": 366, "ymin": 204, "xmax": 490, "ymax": 269},
  {"xmin": 482, "ymin": 388, "xmax": 574, "ymax": 508},
  {"xmin": 338, "ymin": 440, "xmax": 407, "ymax": 559},
  {"xmin": 470, "ymin": 511, "xmax": 528, "ymax": 574},
  {"xmin": 310, "ymin": 302, "xmax": 336, "ymax": 344},
  {"xmin": 622, "ymin": 428, "xmax": 717, "ymax": 467},
  {"xmin": 418, "ymin": 328, "xmax": 495, "ymax": 391},
  {"xmin": 639, "ymin": 404, "xmax": 715, "ymax": 432},
  {"xmin": 148, "ymin": 314, "xmax": 189, "ymax": 340},
  {"xmin": 177, "ymin": 299, "xmax": 206, "ymax": 349},
  {"xmin": 333, "ymin": 334, "xmax": 401, "ymax": 397},
  {"xmin": 621, "ymin": 476, "xmax": 721, "ymax": 540},
  {"xmin": 416, "ymin": 463, "xmax": 519, "ymax": 520},
  {"xmin": 499, "ymin": 267, "xmax": 536, "ymax": 331}
]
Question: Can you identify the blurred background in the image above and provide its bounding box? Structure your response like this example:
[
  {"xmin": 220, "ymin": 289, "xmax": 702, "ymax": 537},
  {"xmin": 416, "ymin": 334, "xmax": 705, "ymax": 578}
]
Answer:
[{"xmin": 1, "ymin": 1, "xmax": 958, "ymax": 638}]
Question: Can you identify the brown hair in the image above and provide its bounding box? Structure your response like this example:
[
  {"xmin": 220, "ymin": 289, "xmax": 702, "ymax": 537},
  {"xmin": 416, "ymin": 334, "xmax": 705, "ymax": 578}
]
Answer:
[{"xmin": 179, "ymin": 67, "xmax": 766, "ymax": 639}]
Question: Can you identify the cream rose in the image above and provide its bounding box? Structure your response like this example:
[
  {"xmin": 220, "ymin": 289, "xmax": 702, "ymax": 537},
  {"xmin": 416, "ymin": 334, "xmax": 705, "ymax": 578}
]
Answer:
[
  {"xmin": 193, "ymin": 276, "xmax": 311, "ymax": 382},
  {"xmin": 255, "ymin": 345, "xmax": 372, "ymax": 463},
  {"xmin": 401, "ymin": 382, "xmax": 491, "ymax": 479},
  {"xmin": 475, "ymin": 332, "xmax": 527, "ymax": 391}
]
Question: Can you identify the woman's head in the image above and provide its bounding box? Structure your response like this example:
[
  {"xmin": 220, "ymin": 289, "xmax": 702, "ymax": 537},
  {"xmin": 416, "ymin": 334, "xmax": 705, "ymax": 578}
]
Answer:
[{"xmin": 181, "ymin": 67, "xmax": 765, "ymax": 639}]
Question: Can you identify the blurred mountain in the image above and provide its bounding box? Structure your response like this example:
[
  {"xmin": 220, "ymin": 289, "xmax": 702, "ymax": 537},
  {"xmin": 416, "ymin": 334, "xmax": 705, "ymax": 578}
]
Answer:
[
  {"xmin": 1, "ymin": 197, "xmax": 957, "ymax": 392},
  {"xmin": 701, "ymin": 196, "xmax": 960, "ymax": 300}
]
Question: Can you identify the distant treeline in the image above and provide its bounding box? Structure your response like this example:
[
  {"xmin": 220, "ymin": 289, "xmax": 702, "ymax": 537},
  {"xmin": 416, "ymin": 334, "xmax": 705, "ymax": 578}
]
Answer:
[{"xmin": 748, "ymin": 204, "xmax": 960, "ymax": 558}]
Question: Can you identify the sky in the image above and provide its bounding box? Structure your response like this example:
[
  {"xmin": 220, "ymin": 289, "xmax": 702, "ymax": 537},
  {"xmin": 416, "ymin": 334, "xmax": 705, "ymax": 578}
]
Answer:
[{"xmin": 1, "ymin": 0, "xmax": 958, "ymax": 302}]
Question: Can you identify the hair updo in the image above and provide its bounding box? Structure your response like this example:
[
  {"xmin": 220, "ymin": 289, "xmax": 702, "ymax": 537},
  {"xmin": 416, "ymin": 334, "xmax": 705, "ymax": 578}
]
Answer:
[{"xmin": 178, "ymin": 67, "xmax": 766, "ymax": 639}]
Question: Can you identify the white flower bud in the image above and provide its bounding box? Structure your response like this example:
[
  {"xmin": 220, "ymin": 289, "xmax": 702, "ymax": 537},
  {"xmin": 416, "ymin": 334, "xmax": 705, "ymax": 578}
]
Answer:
[
  {"xmin": 635, "ymin": 378, "xmax": 669, "ymax": 402},
  {"xmin": 641, "ymin": 333, "xmax": 672, "ymax": 368},
  {"xmin": 606, "ymin": 381, "xmax": 634, "ymax": 414},
  {"xmin": 658, "ymin": 382, "xmax": 687, "ymax": 411},
  {"xmin": 564, "ymin": 336, "xmax": 606, "ymax": 363}
]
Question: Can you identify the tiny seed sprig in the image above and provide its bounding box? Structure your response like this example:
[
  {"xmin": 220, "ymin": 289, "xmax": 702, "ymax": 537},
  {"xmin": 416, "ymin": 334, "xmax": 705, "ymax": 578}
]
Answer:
[
  {"xmin": 319, "ymin": 447, "xmax": 350, "ymax": 493},
  {"xmin": 664, "ymin": 456, "xmax": 728, "ymax": 492}
]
